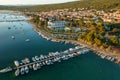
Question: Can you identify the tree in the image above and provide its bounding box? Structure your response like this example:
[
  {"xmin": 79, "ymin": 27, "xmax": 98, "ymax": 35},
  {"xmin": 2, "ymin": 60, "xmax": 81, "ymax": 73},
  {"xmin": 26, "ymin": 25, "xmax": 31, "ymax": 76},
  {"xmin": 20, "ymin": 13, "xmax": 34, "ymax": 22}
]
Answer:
[
  {"xmin": 100, "ymin": 45, "xmax": 105, "ymax": 50},
  {"xmin": 109, "ymin": 37, "xmax": 119, "ymax": 45},
  {"xmin": 112, "ymin": 28, "xmax": 119, "ymax": 33},
  {"xmin": 86, "ymin": 31, "xmax": 95, "ymax": 42},
  {"xmin": 94, "ymin": 38, "xmax": 102, "ymax": 46},
  {"xmin": 106, "ymin": 45, "xmax": 112, "ymax": 52}
]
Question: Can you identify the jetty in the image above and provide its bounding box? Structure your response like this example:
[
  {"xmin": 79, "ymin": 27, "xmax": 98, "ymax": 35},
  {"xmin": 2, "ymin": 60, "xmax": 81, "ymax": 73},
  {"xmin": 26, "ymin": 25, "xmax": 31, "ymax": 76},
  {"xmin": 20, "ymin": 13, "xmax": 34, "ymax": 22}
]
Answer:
[{"xmin": 0, "ymin": 46, "xmax": 91, "ymax": 76}]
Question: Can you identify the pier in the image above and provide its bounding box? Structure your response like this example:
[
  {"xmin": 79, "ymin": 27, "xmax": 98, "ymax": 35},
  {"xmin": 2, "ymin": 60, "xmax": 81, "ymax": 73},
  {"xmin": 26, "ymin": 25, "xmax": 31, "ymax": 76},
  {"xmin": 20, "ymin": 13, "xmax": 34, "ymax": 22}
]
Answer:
[{"xmin": 0, "ymin": 46, "xmax": 91, "ymax": 76}]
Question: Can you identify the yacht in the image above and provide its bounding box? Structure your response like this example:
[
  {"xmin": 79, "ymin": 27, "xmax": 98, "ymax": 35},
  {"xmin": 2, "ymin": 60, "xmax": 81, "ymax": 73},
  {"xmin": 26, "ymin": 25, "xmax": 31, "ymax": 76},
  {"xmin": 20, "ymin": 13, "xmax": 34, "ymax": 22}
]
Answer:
[
  {"xmin": 0, "ymin": 67, "xmax": 12, "ymax": 73},
  {"xmin": 25, "ymin": 39, "xmax": 30, "ymax": 42},
  {"xmin": 45, "ymin": 60, "xmax": 50, "ymax": 65},
  {"xmin": 33, "ymin": 64, "xmax": 37, "ymax": 71},
  {"xmin": 42, "ymin": 62, "xmax": 46, "ymax": 65},
  {"xmin": 14, "ymin": 61, "xmax": 19, "ymax": 67},
  {"xmin": 36, "ymin": 63, "xmax": 41, "ymax": 69},
  {"xmin": 32, "ymin": 57, "xmax": 36, "ymax": 62},
  {"xmin": 25, "ymin": 66, "xmax": 29, "ymax": 74},
  {"xmin": 15, "ymin": 69, "xmax": 19, "ymax": 76},
  {"xmin": 20, "ymin": 67, "xmax": 25, "ymax": 75},
  {"xmin": 11, "ymin": 36, "xmax": 15, "ymax": 39},
  {"xmin": 29, "ymin": 65, "xmax": 33, "ymax": 69},
  {"xmin": 35, "ymin": 56, "xmax": 39, "ymax": 61}
]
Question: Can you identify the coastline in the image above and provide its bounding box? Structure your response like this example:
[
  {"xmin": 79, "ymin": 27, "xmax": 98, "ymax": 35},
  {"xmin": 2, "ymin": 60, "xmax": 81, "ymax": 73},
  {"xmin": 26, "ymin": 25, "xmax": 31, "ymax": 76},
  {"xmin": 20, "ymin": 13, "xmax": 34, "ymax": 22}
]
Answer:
[
  {"xmin": 33, "ymin": 26, "xmax": 120, "ymax": 64},
  {"xmin": 24, "ymin": 11, "xmax": 120, "ymax": 64}
]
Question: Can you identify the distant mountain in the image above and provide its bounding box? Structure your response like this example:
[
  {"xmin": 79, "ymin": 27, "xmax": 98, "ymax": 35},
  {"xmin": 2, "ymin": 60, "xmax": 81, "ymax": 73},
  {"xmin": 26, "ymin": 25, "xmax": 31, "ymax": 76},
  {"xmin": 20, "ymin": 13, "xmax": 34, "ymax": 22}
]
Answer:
[{"xmin": 0, "ymin": 0, "xmax": 120, "ymax": 11}]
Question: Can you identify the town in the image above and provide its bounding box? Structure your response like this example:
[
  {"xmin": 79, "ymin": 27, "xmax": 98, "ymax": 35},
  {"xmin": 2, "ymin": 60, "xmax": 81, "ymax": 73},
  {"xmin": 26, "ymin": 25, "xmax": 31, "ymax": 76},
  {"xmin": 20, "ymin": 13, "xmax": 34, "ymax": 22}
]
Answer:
[{"xmin": 24, "ymin": 8, "xmax": 120, "ymax": 58}]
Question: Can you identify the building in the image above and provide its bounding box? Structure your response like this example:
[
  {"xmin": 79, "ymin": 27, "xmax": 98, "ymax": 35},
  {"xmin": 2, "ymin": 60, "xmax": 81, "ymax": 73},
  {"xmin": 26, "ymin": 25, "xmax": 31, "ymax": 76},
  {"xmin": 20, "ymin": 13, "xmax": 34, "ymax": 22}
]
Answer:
[{"xmin": 48, "ymin": 21, "xmax": 67, "ymax": 30}]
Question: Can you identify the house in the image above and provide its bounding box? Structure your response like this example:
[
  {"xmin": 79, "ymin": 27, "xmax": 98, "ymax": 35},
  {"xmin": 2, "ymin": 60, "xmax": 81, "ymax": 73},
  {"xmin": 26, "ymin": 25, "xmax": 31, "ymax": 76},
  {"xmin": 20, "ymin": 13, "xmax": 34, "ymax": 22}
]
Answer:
[
  {"xmin": 115, "ymin": 18, "xmax": 120, "ymax": 23},
  {"xmin": 48, "ymin": 21, "xmax": 67, "ymax": 30}
]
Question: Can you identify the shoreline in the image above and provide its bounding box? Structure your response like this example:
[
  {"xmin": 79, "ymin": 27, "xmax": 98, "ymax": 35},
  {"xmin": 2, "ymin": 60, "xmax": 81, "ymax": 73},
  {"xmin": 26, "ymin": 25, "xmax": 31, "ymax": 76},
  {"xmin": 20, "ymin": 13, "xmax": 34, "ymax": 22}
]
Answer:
[
  {"xmin": 25, "ymin": 12, "xmax": 120, "ymax": 64},
  {"xmin": 33, "ymin": 26, "xmax": 120, "ymax": 64}
]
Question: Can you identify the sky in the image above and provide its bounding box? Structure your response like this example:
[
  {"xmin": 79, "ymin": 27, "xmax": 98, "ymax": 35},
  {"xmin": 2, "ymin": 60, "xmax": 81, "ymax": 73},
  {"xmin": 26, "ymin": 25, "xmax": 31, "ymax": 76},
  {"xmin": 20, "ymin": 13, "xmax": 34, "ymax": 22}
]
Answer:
[{"xmin": 0, "ymin": 0, "xmax": 76, "ymax": 5}]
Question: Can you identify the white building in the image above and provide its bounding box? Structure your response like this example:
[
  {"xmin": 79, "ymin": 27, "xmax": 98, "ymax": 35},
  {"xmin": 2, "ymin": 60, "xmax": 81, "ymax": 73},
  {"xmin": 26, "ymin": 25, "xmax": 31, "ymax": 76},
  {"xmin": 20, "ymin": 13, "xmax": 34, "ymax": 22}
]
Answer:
[{"xmin": 48, "ymin": 21, "xmax": 67, "ymax": 30}]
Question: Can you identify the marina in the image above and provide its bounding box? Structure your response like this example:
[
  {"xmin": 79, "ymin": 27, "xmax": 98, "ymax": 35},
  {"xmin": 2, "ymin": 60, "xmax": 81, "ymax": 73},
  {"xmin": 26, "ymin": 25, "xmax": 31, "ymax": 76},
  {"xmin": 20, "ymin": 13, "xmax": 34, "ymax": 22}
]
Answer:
[{"xmin": 0, "ymin": 46, "xmax": 90, "ymax": 76}]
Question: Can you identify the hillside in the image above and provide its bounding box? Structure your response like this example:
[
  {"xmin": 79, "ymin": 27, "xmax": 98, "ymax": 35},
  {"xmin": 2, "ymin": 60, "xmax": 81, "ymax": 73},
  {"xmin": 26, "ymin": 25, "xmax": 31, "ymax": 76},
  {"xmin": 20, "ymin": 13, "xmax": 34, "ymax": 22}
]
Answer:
[{"xmin": 0, "ymin": 0, "xmax": 120, "ymax": 11}]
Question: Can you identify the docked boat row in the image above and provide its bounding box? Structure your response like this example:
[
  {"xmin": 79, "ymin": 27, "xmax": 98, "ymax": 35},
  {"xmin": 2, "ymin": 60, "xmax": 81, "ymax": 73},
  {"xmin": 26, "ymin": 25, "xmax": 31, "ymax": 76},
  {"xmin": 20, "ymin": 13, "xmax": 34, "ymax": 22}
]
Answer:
[
  {"xmin": 35, "ymin": 29, "xmax": 78, "ymax": 45},
  {"xmin": 95, "ymin": 51, "xmax": 119, "ymax": 63},
  {"xmin": 0, "ymin": 46, "xmax": 90, "ymax": 76},
  {"xmin": 0, "ymin": 14, "xmax": 29, "ymax": 22}
]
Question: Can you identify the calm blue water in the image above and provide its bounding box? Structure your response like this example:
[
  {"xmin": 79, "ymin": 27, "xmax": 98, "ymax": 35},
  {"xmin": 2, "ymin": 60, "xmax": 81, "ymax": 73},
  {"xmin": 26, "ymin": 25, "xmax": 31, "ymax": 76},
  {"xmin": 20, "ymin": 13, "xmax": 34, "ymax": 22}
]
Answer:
[{"xmin": 0, "ymin": 13, "xmax": 120, "ymax": 80}]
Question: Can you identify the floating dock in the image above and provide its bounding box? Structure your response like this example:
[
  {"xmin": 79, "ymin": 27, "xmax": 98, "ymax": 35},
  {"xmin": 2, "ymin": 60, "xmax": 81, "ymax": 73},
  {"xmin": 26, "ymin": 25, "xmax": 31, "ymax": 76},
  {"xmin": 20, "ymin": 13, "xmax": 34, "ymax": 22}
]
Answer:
[{"xmin": 0, "ymin": 46, "xmax": 90, "ymax": 76}]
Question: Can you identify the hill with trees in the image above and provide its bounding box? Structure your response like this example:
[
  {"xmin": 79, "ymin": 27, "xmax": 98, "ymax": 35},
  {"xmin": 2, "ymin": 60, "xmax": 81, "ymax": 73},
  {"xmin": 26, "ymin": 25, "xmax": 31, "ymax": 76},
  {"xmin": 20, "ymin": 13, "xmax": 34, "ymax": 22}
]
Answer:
[{"xmin": 0, "ymin": 0, "xmax": 120, "ymax": 12}]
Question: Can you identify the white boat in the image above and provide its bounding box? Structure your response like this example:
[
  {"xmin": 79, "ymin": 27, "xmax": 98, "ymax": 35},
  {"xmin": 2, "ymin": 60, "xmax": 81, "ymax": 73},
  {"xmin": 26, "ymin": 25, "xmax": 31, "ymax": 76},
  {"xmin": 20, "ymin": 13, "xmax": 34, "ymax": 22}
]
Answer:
[
  {"xmin": 25, "ymin": 39, "xmax": 30, "ymax": 42},
  {"xmin": 69, "ymin": 48, "xmax": 74, "ymax": 51},
  {"xmin": 42, "ymin": 62, "xmax": 46, "ymax": 65},
  {"xmin": 15, "ymin": 69, "xmax": 19, "ymax": 76},
  {"xmin": 24, "ymin": 58, "xmax": 30, "ymax": 63},
  {"xmin": 36, "ymin": 63, "xmax": 41, "ymax": 69},
  {"xmin": 35, "ymin": 56, "xmax": 39, "ymax": 61},
  {"xmin": 45, "ymin": 60, "xmax": 50, "ymax": 65},
  {"xmin": 33, "ymin": 64, "xmax": 37, "ymax": 71},
  {"xmin": 29, "ymin": 65, "xmax": 32, "ymax": 69},
  {"xmin": 25, "ymin": 66, "xmax": 29, "ymax": 74},
  {"xmin": 77, "ymin": 51, "xmax": 81, "ymax": 55},
  {"xmin": 62, "ymin": 55, "xmax": 69, "ymax": 60},
  {"xmin": 20, "ymin": 67, "xmax": 25, "ymax": 75},
  {"xmin": 65, "ymin": 41, "xmax": 69, "ymax": 44},
  {"xmin": 14, "ymin": 61, "xmax": 19, "ymax": 67},
  {"xmin": 11, "ymin": 36, "xmax": 15, "ymax": 39},
  {"xmin": 0, "ymin": 67, "xmax": 12, "ymax": 73},
  {"xmin": 32, "ymin": 57, "xmax": 36, "ymax": 62}
]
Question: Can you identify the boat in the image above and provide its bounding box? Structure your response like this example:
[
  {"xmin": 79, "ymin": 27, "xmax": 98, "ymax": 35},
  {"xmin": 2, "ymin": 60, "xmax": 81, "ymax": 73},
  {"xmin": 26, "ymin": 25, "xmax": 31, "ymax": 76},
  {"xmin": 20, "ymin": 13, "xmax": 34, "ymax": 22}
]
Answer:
[
  {"xmin": 42, "ymin": 62, "xmax": 46, "ymax": 65},
  {"xmin": 33, "ymin": 64, "xmax": 37, "ymax": 71},
  {"xmin": 15, "ymin": 69, "xmax": 19, "ymax": 76},
  {"xmin": 29, "ymin": 65, "xmax": 33, "ymax": 69},
  {"xmin": 32, "ymin": 57, "xmax": 36, "ymax": 62},
  {"xmin": 62, "ymin": 55, "xmax": 69, "ymax": 60},
  {"xmin": 25, "ymin": 66, "xmax": 29, "ymax": 74},
  {"xmin": 36, "ymin": 63, "xmax": 41, "ymax": 69},
  {"xmin": 45, "ymin": 60, "xmax": 50, "ymax": 65},
  {"xmin": 11, "ymin": 36, "xmax": 15, "ymax": 39},
  {"xmin": 0, "ymin": 67, "xmax": 12, "ymax": 73},
  {"xmin": 65, "ymin": 41, "xmax": 69, "ymax": 44},
  {"xmin": 20, "ymin": 67, "xmax": 25, "ymax": 75},
  {"xmin": 0, "ymin": 46, "xmax": 92, "ymax": 76},
  {"xmin": 111, "ymin": 57, "xmax": 115, "ymax": 61},
  {"xmin": 25, "ymin": 39, "xmax": 30, "ymax": 42},
  {"xmin": 14, "ymin": 61, "xmax": 19, "ymax": 67},
  {"xmin": 24, "ymin": 58, "xmax": 30, "ymax": 63},
  {"xmin": 35, "ymin": 56, "xmax": 39, "ymax": 61},
  {"xmin": 100, "ymin": 54, "xmax": 106, "ymax": 59}
]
